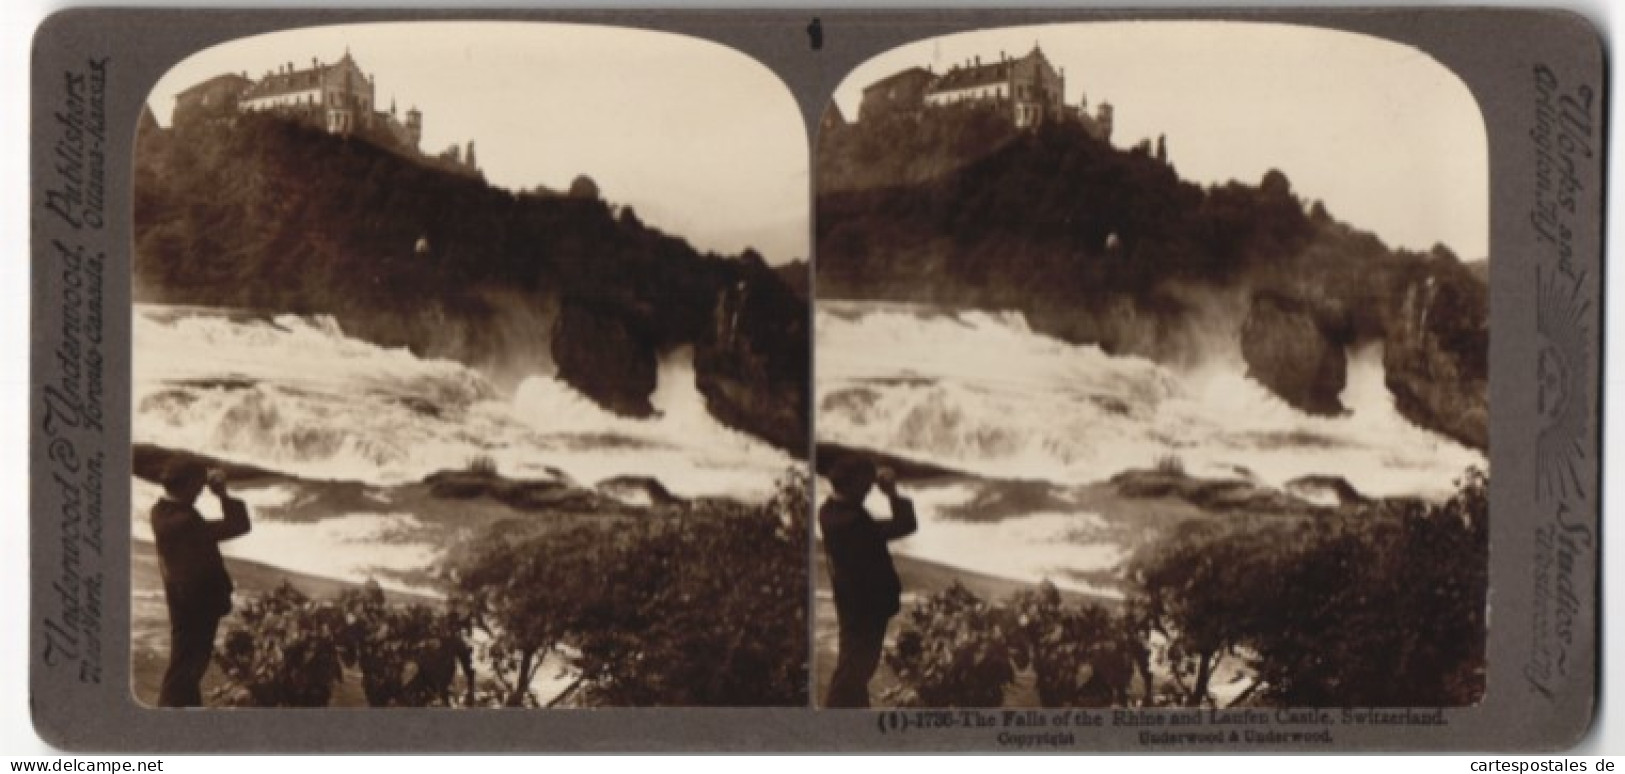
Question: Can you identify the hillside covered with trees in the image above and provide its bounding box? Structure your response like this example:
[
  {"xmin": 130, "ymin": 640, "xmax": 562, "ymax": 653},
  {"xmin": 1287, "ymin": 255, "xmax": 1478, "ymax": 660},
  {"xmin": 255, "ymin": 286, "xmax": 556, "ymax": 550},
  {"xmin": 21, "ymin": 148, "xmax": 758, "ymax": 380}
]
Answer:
[
  {"xmin": 818, "ymin": 106, "xmax": 1486, "ymax": 449},
  {"xmin": 135, "ymin": 112, "xmax": 808, "ymax": 452}
]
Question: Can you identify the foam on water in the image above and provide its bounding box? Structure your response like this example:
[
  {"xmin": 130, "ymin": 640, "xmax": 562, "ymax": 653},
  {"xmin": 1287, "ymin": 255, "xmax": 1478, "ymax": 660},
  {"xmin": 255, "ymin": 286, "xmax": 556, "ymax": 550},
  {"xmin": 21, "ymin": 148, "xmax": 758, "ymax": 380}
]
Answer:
[
  {"xmin": 131, "ymin": 477, "xmax": 439, "ymax": 597},
  {"xmin": 818, "ymin": 301, "xmax": 1484, "ymax": 500},
  {"xmin": 831, "ymin": 482, "xmax": 1124, "ymax": 598},
  {"xmin": 506, "ymin": 346, "xmax": 785, "ymax": 498},
  {"xmin": 135, "ymin": 305, "xmax": 788, "ymax": 500}
]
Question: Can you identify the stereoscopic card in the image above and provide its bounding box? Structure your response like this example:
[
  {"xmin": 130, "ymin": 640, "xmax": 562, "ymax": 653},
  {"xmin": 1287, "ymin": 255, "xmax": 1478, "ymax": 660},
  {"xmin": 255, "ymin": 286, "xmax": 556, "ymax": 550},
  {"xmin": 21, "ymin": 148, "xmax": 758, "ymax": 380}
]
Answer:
[{"xmin": 29, "ymin": 7, "xmax": 1603, "ymax": 751}]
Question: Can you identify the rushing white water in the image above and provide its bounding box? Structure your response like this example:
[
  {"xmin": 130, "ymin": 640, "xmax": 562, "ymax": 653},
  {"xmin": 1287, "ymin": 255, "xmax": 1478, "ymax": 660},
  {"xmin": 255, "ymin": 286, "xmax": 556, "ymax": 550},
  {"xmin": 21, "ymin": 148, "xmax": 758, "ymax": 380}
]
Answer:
[
  {"xmin": 896, "ymin": 484, "xmax": 1123, "ymax": 598},
  {"xmin": 818, "ymin": 300, "xmax": 1487, "ymax": 592},
  {"xmin": 133, "ymin": 304, "xmax": 790, "ymax": 592},
  {"xmin": 818, "ymin": 300, "xmax": 1483, "ymax": 499},
  {"xmin": 131, "ymin": 477, "xmax": 440, "ymax": 596},
  {"xmin": 135, "ymin": 304, "xmax": 789, "ymax": 499}
]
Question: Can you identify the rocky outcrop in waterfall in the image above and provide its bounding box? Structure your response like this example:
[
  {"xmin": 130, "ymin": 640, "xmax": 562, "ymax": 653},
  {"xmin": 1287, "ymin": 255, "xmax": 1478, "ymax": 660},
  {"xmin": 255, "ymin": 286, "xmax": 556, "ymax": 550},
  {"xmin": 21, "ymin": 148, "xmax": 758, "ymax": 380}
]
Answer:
[
  {"xmin": 694, "ymin": 264, "xmax": 810, "ymax": 453},
  {"xmin": 1240, "ymin": 293, "xmax": 1348, "ymax": 416},
  {"xmin": 551, "ymin": 301, "xmax": 658, "ymax": 418},
  {"xmin": 1383, "ymin": 275, "xmax": 1489, "ymax": 450}
]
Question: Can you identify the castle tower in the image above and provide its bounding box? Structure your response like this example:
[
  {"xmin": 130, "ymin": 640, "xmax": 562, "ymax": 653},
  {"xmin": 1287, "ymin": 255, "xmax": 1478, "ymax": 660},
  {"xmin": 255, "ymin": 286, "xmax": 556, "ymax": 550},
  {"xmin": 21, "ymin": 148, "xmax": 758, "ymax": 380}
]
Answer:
[
  {"xmin": 405, "ymin": 106, "xmax": 422, "ymax": 149},
  {"xmin": 464, "ymin": 140, "xmax": 477, "ymax": 170},
  {"xmin": 363, "ymin": 74, "xmax": 376, "ymax": 129},
  {"xmin": 1097, "ymin": 102, "xmax": 1114, "ymax": 142}
]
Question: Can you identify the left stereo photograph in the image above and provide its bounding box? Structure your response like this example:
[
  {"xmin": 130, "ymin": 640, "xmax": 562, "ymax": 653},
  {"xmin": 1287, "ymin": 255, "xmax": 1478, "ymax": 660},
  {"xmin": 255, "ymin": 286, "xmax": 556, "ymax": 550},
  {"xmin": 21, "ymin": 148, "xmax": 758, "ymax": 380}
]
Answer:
[{"xmin": 130, "ymin": 21, "xmax": 812, "ymax": 709}]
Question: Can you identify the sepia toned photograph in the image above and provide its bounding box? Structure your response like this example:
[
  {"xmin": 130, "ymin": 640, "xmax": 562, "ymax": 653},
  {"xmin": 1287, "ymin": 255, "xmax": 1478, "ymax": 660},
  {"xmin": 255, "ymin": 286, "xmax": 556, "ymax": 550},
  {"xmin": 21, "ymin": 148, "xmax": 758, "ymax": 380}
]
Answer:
[
  {"xmin": 814, "ymin": 23, "xmax": 1489, "ymax": 709},
  {"xmin": 130, "ymin": 22, "xmax": 810, "ymax": 708}
]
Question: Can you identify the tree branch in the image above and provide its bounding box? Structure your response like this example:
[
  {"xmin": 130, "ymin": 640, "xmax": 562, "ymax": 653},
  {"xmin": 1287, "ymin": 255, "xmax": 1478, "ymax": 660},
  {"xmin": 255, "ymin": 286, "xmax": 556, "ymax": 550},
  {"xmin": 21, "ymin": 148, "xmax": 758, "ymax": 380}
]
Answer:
[
  {"xmin": 1227, "ymin": 677, "xmax": 1264, "ymax": 708},
  {"xmin": 545, "ymin": 676, "xmax": 587, "ymax": 708}
]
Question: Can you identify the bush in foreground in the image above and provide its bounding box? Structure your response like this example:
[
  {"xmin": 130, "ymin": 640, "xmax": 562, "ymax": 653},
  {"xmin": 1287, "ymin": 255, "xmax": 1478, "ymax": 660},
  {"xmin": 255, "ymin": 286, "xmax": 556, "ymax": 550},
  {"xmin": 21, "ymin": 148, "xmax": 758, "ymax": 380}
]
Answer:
[
  {"xmin": 885, "ymin": 468, "xmax": 1488, "ymax": 708},
  {"xmin": 214, "ymin": 470, "xmax": 809, "ymax": 708}
]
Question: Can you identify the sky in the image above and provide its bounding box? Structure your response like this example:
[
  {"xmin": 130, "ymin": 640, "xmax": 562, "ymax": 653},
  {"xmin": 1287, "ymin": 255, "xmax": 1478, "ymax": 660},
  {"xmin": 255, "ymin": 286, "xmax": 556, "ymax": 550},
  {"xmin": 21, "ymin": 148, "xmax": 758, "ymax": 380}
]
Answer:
[
  {"xmin": 147, "ymin": 22, "xmax": 809, "ymax": 265},
  {"xmin": 831, "ymin": 22, "xmax": 1490, "ymax": 261}
]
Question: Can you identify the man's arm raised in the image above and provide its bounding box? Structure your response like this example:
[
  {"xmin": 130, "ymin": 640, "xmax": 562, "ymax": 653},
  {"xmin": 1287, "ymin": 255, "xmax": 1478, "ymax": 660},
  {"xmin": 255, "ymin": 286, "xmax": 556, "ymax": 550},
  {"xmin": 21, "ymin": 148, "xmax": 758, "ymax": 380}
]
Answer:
[
  {"xmin": 874, "ymin": 467, "xmax": 918, "ymax": 541},
  {"xmin": 204, "ymin": 468, "xmax": 252, "ymax": 542}
]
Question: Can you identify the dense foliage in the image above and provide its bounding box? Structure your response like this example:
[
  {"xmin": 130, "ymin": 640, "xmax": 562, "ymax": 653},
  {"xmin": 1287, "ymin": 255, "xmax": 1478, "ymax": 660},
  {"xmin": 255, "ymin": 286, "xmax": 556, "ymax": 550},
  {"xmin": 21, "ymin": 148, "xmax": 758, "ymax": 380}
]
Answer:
[
  {"xmin": 139, "ymin": 115, "xmax": 747, "ymax": 347},
  {"xmin": 449, "ymin": 470, "xmax": 809, "ymax": 706},
  {"xmin": 1223, "ymin": 467, "xmax": 1488, "ymax": 706},
  {"xmin": 213, "ymin": 472, "xmax": 809, "ymax": 708},
  {"xmin": 883, "ymin": 469, "xmax": 1489, "ymax": 708},
  {"xmin": 214, "ymin": 581, "xmax": 469, "ymax": 707},
  {"xmin": 1006, "ymin": 583, "xmax": 1139, "ymax": 708},
  {"xmin": 884, "ymin": 580, "xmax": 1139, "ymax": 708},
  {"xmin": 819, "ymin": 110, "xmax": 1482, "ymax": 340},
  {"xmin": 886, "ymin": 582, "xmax": 1019, "ymax": 707}
]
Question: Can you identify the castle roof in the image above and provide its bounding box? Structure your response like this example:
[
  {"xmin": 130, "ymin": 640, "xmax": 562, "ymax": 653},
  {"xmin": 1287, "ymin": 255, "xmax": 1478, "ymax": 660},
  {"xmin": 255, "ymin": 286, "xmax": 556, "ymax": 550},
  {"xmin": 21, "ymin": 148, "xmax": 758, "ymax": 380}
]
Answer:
[
  {"xmin": 176, "ymin": 72, "xmax": 252, "ymax": 100},
  {"xmin": 924, "ymin": 47, "xmax": 1053, "ymax": 95},
  {"xmin": 926, "ymin": 60, "xmax": 1011, "ymax": 94},
  {"xmin": 243, "ymin": 66, "xmax": 325, "ymax": 100},
  {"xmin": 240, "ymin": 52, "xmax": 363, "ymax": 101},
  {"xmin": 862, "ymin": 66, "xmax": 933, "ymax": 94}
]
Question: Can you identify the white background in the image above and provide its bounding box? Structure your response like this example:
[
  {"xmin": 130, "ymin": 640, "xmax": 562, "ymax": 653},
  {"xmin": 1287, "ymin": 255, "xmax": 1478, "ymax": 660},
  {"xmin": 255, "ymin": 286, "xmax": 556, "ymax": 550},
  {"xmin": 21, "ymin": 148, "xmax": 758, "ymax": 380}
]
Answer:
[{"xmin": 1, "ymin": 0, "xmax": 1620, "ymax": 762}]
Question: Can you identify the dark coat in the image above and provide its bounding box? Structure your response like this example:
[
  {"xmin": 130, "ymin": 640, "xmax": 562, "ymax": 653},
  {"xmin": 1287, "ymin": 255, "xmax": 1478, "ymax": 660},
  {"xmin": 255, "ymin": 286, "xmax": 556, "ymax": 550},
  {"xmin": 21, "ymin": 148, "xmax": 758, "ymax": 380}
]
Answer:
[
  {"xmin": 152, "ymin": 495, "xmax": 251, "ymax": 618},
  {"xmin": 819, "ymin": 494, "xmax": 917, "ymax": 624}
]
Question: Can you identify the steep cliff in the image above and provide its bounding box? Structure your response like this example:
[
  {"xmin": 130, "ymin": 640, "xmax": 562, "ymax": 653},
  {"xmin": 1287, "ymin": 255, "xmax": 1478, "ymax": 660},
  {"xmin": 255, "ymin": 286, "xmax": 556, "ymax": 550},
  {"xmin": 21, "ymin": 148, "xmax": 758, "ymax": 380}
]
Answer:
[
  {"xmin": 1383, "ymin": 270, "xmax": 1490, "ymax": 450},
  {"xmin": 552, "ymin": 301, "xmax": 658, "ymax": 418},
  {"xmin": 694, "ymin": 259, "xmax": 810, "ymax": 453},
  {"xmin": 1240, "ymin": 293, "xmax": 1349, "ymax": 416}
]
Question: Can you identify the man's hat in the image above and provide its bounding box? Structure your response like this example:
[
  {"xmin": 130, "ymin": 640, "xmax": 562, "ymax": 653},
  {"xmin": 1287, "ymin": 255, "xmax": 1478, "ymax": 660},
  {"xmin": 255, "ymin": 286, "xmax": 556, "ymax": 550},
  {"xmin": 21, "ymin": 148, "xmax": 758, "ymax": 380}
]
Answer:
[
  {"xmin": 827, "ymin": 455, "xmax": 876, "ymax": 500},
  {"xmin": 160, "ymin": 458, "xmax": 209, "ymax": 498}
]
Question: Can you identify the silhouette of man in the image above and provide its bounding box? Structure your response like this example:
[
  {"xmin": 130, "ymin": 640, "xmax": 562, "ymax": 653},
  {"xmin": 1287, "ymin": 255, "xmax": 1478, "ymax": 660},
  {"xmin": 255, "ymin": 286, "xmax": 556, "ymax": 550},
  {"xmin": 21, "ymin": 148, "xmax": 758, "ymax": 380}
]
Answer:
[
  {"xmin": 819, "ymin": 456, "xmax": 917, "ymax": 707},
  {"xmin": 152, "ymin": 461, "xmax": 252, "ymax": 707}
]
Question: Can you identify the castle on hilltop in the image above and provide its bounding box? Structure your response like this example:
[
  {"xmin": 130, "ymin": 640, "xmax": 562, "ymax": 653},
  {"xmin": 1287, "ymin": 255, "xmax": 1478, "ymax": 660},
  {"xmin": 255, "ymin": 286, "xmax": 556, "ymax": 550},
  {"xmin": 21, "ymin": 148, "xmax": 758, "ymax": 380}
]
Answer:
[
  {"xmin": 171, "ymin": 50, "xmax": 480, "ymax": 177},
  {"xmin": 857, "ymin": 45, "xmax": 1113, "ymax": 140}
]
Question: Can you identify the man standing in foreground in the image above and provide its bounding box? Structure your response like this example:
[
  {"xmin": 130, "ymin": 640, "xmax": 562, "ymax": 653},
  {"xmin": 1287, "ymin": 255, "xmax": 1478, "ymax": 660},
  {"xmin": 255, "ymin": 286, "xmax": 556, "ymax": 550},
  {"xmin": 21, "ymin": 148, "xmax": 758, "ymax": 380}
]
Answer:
[
  {"xmin": 819, "ymin": 456, "xmax": 917, "ymax": 708},
  {"xmin": 152, "ymin": 461, "xmax": 252, "ymax": 707}
]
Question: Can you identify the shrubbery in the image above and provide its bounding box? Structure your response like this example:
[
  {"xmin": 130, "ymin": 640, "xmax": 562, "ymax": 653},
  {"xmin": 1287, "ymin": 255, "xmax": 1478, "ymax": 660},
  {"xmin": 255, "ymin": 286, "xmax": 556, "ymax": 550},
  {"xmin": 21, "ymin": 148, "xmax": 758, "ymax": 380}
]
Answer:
[
  {"xmin": 215, "ymin": 468, "xmax": 1488, "ymax": 709},
  {"xmin": 884, "ymin": 580, "xmax": 1139, "ymax": 708},
  {"xmin": 214, "ymin": 580, "xmax": 469, "ymax": 707},
  {"xmin": 886, "ymin": 583, "xmax": 1018, "ymax": 707},
  {"xmin": 883, "ymin": 468, "xmax": 1489, "ymax": 708},
  {"xmin": 213, "ymin": 470, "xmax": 809, "ymax": 708}
]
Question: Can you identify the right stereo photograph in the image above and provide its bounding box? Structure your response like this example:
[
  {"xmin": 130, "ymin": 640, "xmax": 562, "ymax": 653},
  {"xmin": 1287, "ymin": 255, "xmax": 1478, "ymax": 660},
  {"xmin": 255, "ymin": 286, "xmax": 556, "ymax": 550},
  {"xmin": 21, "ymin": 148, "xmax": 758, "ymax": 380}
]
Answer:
[{"xmin": 813, "ymin": 22, "xmax": 1490, "ymax": 710}]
